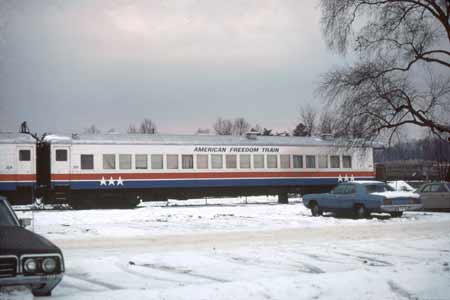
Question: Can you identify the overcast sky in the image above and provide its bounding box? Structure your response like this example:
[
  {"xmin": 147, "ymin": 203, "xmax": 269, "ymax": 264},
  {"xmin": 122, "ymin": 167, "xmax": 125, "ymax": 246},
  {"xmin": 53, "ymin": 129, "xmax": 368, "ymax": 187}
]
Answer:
[{"xmin": 0, "ymin": 0, "xmax": 342, "ymax": 135}]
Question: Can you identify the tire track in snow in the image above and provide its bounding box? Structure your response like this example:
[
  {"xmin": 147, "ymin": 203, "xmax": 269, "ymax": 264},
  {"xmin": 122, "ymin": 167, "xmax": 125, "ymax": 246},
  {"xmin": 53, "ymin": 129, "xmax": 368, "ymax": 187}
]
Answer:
[
  {"xmin": 132, "ymin": 263, "xmax": 230, "ymax": 283},
  {"xmin": 387, "ymin": 280, "xmax": 418, "ymax": 300},
  {"xmin": 65, "ymin": 273, "xmax": 122, "ymax": 290}
]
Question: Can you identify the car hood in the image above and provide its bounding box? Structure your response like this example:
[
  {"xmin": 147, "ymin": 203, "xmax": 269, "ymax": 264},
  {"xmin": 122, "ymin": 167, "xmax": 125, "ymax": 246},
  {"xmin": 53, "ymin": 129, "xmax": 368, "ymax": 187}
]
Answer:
[
  {"xmin": 0, "ymin": 225, "xmax": 61, "ymax": 256},
  {"xmin": 371, "ymin": 191, "xmax": 420, "ymax": 199}
]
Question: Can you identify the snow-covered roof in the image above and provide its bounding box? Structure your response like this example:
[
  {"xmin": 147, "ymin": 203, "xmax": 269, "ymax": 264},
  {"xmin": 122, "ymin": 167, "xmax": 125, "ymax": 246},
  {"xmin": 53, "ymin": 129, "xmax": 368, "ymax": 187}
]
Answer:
[
  {"xmin": 0, "ymin": 132, "xmax": 36, "ymax": 144},
  {"xmin": 43, "ymin": 133, "xmax": 371, "ymax": 147}
]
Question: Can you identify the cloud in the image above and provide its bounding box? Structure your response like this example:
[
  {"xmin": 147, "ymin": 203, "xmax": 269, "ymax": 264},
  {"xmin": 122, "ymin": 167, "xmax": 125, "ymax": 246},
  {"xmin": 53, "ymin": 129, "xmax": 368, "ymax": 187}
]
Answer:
[{"xmin": 40, "ymin": 0, "xmax": 321, "ymax": 67}]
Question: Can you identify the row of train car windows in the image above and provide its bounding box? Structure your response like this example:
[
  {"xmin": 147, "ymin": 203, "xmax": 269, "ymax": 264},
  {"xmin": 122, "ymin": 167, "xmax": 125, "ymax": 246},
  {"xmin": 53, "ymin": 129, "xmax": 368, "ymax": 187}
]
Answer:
[{"xmin": 77, "ymin": 153, "xmax": 353, "ymax": 170}]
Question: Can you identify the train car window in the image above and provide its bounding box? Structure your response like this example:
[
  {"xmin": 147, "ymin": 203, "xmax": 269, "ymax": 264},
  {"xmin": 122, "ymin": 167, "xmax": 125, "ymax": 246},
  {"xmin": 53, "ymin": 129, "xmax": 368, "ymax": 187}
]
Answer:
[
  {"xmin": 196, "ymin": 154, "xmax": 209, "ymax": 169},
  {"xmin": 267, "ymin": 155, "xmax": 278, "ymax": 168},
  {"xmin": 135, "ymin": 154, "xmax": 148, "ymax": 169},
  {"xmin": 182, "ymin": 155, "xmax": 194, "ymax": 169},
  {"xmin": 103, "ymin": 154, "xmax": 116, "ymax": 169},
  {"xmin": 80, "ymin": 154, "xmax": 94, "ymax": 170},
  {"xmin": 318, "ymin": 155, "xmax": 328, "ymax": 168},
  {"xmin": 342, "ymin": 155, "xmax": 352, "ymax": 168},
  {"xmin": 119, "ymin": 154, "xmax": 132, "ymax": 169},
  {"xmin": 239, "ymin": 154, "xmax": 251, "ymax": 169},
  {"xmin": 151, "ymin": 154, "xmax": 163, "ymax": 169},
  {"xmin": 330, "ymin": 155, "xmax": 340, "ymax": 168},
  {"xmin": 55, "ymin": 149, "xmax": 68, "ymax": 161},
  {"xmin": 225, "ymin": 155, "xmax": 237, "ymax": 169},
  {"xmin": 167, "ymin": 154, "xmax": 179, "ymax": 169},
  {"xmin": 19, "ymin": 150, "xmax": 31, "ymax": 161},
  {"xmin": 280, "ymin": 155, "xmax": 290, "ymax": 168},
  {"xmin": 211, "ymin": 154, "xmax": 223, "ymax": 169},
  {"xmin": 253, "ymin": 155, "xmax": 265, "ymax": 169},
  {"xmin": 306, "ymin": 155, "xmax": 316, "ymax": 168},
  {"xmin": 293, "ymin": 155, "xmax": 303, "ymax": 168}
]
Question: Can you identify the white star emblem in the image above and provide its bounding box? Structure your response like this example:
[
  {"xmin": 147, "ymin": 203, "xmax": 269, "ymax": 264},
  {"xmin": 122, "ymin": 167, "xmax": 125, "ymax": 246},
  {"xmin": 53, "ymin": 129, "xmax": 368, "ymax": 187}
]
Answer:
[
  {"xmin": 344, "ymin": 174, "xmax": 349, "ymax": 182},
  {"xmin": 108, "ymin": 177, "xmax": 115, "ymax": 186},
  {"xmin": 338, "ymin": 175, "xmax": 343, "ymax": 182},
  {"xmin": 116, "ymin": 176, "xmax": 124, "ymax": 186},
  {"xmin": 100, "ymin": 177, "xmax": 107, "ymax": 186}
]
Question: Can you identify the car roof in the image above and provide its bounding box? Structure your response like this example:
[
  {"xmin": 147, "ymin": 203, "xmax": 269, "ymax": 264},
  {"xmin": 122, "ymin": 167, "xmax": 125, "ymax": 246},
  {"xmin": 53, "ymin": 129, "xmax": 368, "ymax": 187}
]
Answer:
[{"xmin": 340, "ymin": 180, "xmax": 384, "ymax": 185}]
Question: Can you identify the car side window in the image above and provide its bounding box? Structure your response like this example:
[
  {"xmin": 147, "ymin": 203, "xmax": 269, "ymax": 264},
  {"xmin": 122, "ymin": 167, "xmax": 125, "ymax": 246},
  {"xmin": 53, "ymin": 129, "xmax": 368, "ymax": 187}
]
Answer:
[
  {"xmin": 430, "ymin": 184, "xmax": 441, "ymax": 192},
  {"xmin": 344, "ymin": 185, "xmax": 356, "ymax": 194},
  {"xmin": 332, "ymin": 185, "xmax": 347, "ymax": 194},
  {"xmin": 421, "ymin": 185, "xmax": 431, "ymax": 192},
  {"xmin": 438, "ymin": 184, "xmax": 447, "ymax": 193}
]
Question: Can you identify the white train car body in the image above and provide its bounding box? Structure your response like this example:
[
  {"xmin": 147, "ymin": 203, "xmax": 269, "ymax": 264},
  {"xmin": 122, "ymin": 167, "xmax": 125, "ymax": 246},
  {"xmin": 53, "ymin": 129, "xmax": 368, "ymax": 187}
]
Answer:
[
  {"xmin": 43, "ymin": 134, "xmax": 375, "ymax": 207},
  {"xmin": 0, "ymin": 133, "xmax": 36, "ymax": 204}
]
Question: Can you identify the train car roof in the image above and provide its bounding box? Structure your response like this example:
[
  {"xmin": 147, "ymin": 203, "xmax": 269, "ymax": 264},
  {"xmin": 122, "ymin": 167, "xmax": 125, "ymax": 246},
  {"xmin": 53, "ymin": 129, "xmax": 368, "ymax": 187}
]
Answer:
[
  {"xmin": 0, "ymin": 132, "xmax": 36, "ymax": 144},
  {"xmin": 44, "ymin": 133, "xmax": 372, "ymax": 148}
]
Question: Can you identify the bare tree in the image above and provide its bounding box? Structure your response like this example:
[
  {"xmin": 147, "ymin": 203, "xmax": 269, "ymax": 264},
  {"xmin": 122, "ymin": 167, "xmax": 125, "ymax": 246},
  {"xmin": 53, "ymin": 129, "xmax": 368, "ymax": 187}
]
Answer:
[
  {"xmin": 318, "ymin": 110, "xmax": 336, "ymax": 135},
  {"xmin": 196, "ymin": 128, "xmax": 210, "ymax": 134},
  {"xmin": 139, "ymin": 119, "xmax": 157, "ymax": 134},
  {"xmin": 107, "ymin": 128, "xmax": 117, "ymax": 134},
  {"xmin": 213, "ymin": 117, "xmax": 233, "ymax": 135},
  {"xmin": 84, "ymin": 124, "xmax": 101, "ymax": 134},
  {"xmin": 319, "ymin": 0, "xmax": 450, "ymax": 142},
  {"xmin": 292, "ymin": 123, "xmax": 308, "ymax": 137},
  {"xmin": 251, "ymin": 124, "xmax": 262, "ymax": 134},
  {"xmin": 127, "ymin": 124, "xmax": 138, "ymax": 134},
  {"xmin": 299, "ymin": 104, "xmax": 317, "ymax": 136},
  {"xmin": 232, "ymin": 117, "xmax": 250, "ymax": 136},
  {"xmin": 262, "ymin": 128, "xmax": 273, "ymax": 136}
]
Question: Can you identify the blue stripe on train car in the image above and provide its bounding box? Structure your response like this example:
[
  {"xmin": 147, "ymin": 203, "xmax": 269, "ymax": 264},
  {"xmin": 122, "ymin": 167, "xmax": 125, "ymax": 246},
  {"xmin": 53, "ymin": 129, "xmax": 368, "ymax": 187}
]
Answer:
[
  {"xmin": 0, "ymin": 182, "xmax": 35, "ymax": 191},
  {"xmin": 52, "ymin": 177, "xmax": 361, "ymax": 190}
]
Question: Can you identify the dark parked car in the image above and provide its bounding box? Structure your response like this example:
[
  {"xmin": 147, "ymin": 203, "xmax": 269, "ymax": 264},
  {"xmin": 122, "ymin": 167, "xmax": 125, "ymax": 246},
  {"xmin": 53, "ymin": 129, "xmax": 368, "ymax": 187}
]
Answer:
[
  {"xmin": 0, "ymin": 196, "xmax": 64, "ymax": 296},
  {"xmin": 303, "ymin": 181, "xmax": 422, "ymax": 218},
  {"xmin": 418, "ymin": 182, "xmax": 450, "ymax": 211}
]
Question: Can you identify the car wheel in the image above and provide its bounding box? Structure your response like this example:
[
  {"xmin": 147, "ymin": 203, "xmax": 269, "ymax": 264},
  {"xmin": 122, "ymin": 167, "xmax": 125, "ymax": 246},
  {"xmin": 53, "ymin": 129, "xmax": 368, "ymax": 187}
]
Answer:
[
  {"xmin": 390, "ymin": 212, "xmax": 403, "ymax": 218},
  {"xmin": 354, "ymin": 205, "xmax": 368, "ymax": 219},
  {"xmin": 310, "ymin": 202, "xmax": 322, "ymax": 217},
  {"xmin": 32, "ymin": 289, "xmax": 52, "ymax": 297}
]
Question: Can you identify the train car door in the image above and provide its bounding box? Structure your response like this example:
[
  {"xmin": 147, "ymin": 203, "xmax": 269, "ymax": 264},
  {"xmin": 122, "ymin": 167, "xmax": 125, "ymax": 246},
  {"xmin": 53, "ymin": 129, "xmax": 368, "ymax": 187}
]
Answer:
[
  {"xmin": 15, "ymin": 145, "xmax": 34, "ymax": 204},
  {"xmin": 0, "ymin": 144, "xmax": 16, "ymax": 190},
  {"xmin": 52, "ymin": 146, "xmax": 71, "ymax": 184}
]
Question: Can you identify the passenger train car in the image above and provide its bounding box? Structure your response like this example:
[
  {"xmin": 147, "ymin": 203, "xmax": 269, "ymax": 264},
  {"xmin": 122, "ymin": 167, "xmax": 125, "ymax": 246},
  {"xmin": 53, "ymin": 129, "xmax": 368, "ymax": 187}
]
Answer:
[
  {"xmin": 0, "ymin": 133, "xmax": 36, "ymax": 204},
  {"xmin": 0, "ymin": 132, "xmax": 376, "ymax": 208}
]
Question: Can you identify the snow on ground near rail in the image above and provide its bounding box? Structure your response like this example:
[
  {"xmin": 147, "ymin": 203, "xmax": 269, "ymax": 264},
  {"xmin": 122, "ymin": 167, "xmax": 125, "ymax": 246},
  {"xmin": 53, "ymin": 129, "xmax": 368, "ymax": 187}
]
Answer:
[
  {"xmin": 15, "ymin": 196, "xmax": 450, "ymax": 241},
  {"xmin": 7, "ymin": 196, "xmax": 450, "ymax": 300}
]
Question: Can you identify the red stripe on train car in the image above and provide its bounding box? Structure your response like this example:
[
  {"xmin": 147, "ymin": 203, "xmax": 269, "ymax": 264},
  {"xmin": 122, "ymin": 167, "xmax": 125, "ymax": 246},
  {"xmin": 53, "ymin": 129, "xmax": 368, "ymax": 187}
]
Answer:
[
  {"xmin": 51, "ymin": 171, "xmax": 376, "ymax": 181},
  {"xmin": 0, "ymin": 174, "xmax": 36, "ymax": 181}
]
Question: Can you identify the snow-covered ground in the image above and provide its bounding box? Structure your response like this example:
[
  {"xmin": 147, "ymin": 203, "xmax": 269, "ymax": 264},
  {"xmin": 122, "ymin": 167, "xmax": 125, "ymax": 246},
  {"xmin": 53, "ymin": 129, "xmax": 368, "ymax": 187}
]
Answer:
[{"xmin": 4, "ymin": 196, "xmax": 450, "ymax": 300}]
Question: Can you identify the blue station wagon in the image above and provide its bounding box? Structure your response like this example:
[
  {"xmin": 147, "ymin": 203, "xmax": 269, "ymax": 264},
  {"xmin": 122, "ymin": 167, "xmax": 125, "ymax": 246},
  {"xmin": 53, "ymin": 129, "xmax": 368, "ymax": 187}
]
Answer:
[{"xmin": 303, "ymin": 181, "xmax": 423, "ymax": 218}]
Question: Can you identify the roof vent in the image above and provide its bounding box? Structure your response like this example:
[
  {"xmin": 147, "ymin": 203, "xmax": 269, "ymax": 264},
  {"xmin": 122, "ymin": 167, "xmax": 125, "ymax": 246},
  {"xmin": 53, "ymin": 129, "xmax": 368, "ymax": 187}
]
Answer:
[
  {"xmin": 246, "ymin": 131, "xmax": 258, "ymax": 140},
  {"xmin": 320, "ymin": 133, "xmax": 334, "ymax": 141},
  {"xmin": 72, "ymin": 133, "xmax": 80, "ymax": 140}
]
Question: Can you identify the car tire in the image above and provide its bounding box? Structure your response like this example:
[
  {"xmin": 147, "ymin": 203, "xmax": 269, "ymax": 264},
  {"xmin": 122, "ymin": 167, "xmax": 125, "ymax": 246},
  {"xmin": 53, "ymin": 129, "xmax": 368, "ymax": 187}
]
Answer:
[
  {"xmin": 310, "ymin": 202, "xmax": 322, "ymax": 217},
  {"xmin": 354, "ymin": 205, "xmax": 368, "ymax": 219},
  {"xmin": 390, "ymin": 212, "xmax": 403, "ymax": 218},
  {"xmin": 32, "ymin": 289, "xmax": 52, "ymax": 297}
]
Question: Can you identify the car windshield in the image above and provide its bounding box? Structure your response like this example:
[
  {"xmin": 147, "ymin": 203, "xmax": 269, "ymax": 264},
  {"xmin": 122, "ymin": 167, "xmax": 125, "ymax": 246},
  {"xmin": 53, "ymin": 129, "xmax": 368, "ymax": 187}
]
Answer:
[
  {"xmin": 0, "ymin": 201, "xmax": 18, "ymax": 226},
  {"xmin": 447, "ymin": 183, "xmax": 450, "ymax": 191},
  {"xmin": 365, "ymin": 184, "xmax": 395, "ymax": 193}
]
